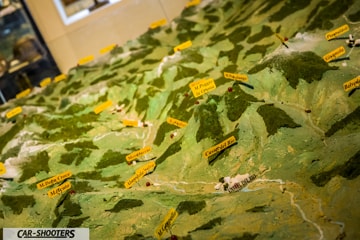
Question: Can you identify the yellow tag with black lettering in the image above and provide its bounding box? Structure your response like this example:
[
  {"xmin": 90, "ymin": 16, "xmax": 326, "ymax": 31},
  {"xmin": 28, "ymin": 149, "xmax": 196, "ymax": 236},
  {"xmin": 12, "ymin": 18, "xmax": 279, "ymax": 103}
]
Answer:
[
  {"xmin": 150, "ymin": 18, "xmax": 167, "ymax": 29},
  {"xmin": 40, "ymin": 77, "xmax": 52, "ymax": 88},
  {"xmin": 0, "ymin": 162, "xmax": 6, "ymax": 175},
  {"xmin": 124, "ymin": 171, "xmax": 146, "ymax": 189},
  {"xmin": 224, "ymin": 72, "xmax": 248, "ymax": 82},
  {"xmin": 203, "ymin": 136, "xmax": 236, "ymax": 158},
  {"xmin": 135, "ymin": 161, "xmax": 156, "ymax": 175},
  {"xmin": 78, "ymin": 55, "xmax": 94, "ymax": 65},
  {"xmin": 343, "ymin": 76, "xmax": 360, "ymax": 92},
  {"xmin": 6, "ymin": 106, "xmax": 22, "ymax": 119},
  {"xmin": 16, "ymin": 88, "xmax": 31, "ymax": 99},
  {"xmin": 174, "ymin": 40, "xmax": 192, "ymax": 52},
  {"xmin": 326, "ymin": 24, "xmax": 349, "ymax": 41},
  {"xmin": 167, "ymin": 117, "xmax": 187, "ymax": 128},
  {"xmin": 122, "ymin": 119, "xmax": 139, "ymax": 127},
  {"xmin": 47, "ymin": 181, "xmax": 71, "ymax": 198},
  {"xmin": 54, "ymin": 74, "xmax": 66, "ymax": 83},
  {"xmin": 94, "ymin": 100, "xmax": 112, "ymax": 114},
  {"xmin": 100, "ymin": 44, "xmax": 117, "ymax": 54},
  {"xmin": 154, "ymin": 208, "xmax": 178, "ymax": 239},
  {"xmin": 37, "ymin": 171, "xmax": 72, "ymax": 190},
  {"xmin": 323, "ymin": 46, "xmax": 346, "ymax": 62},
  {"xmin": 189, "ymin": 78, "xmax": 216, "ymax": 98},
  {"xmin": 126, "ymin": 146, "xmax": 152, "ymax": 162}
]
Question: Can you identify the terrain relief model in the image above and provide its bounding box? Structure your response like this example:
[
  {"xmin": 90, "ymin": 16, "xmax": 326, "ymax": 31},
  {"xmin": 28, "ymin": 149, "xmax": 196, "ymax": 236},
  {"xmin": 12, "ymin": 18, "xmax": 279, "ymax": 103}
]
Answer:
[{"xmin": 1, "ymin": 0, "xmax": 360, "ymax": 239}]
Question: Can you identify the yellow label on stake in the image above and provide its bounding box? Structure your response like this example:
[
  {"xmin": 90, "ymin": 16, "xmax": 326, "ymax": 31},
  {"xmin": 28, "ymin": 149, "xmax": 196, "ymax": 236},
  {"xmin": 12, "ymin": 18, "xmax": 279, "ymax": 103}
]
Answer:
[
  {"xmin": 224, "ymin": 72, "xmax": 248, "ymax": 82},
  {"xmin": 343, "ymin": 76, "xmax": 360, "ymax": 92},
  {"xmin": 54, "ymin": 74, "xmax": 66, "ymax": 83},
  {"xmin": 126, "ymin": 146, "xmax": 152, "ymax": 162},
  {"xmin": 40, "ymin": 77, "xmax": 52, "ymax": 88},
  {"xmin": 150, "ymin": 18, "xmax": 167, "ymax": 29},
  {"xmin": 16, "ymin": 88, "xmax": 31, "ymax": 99},
  {"xmin": 189, "ymin": 78, "xmax": 216, "ymax": 98},
  {"xmin": 124, "ymin": 171, "xmax": 146, "ymax": 189},
  {"xmin": 99, "ymin": 44, "xmax": 117, "ymax": 54},
  {"xmin": 326, "ymin": 24, "xmax": 350, "ymax": 41},
  {"xmin": 47, "ymin": 181, "xmax": 71, "ymax": 198},
  {"xmin": 166, "ymin": 117, "xmax": 188, "ymax": 128},
  {"xmin": 122, "ymin": 119, "xmax": 139, "ymax": 127},
  {"xmin": 37, "ymin": 170, "xmax": 72, "ymax": 190},
  {"xmin": 154, "ymin": 208, "xmax": 178, "ymax": 239},
  {"xmin": 203, "ymin": 136, "xmax": 236, "ymax": 158},
  {"xmin": 0, "ymin": 162, "xmax": 6, "ymax": 175},
  {"xmin": 186, "ymin": 0, "xmax": 200, "ymax": 7},
  {"xmin": 78, "ymin": 55, "xmax": 95, "ymax": 65},
  {"xmin": 135, "ymin": 161, "xmax": 156, "ymax": 175},
  {"xmin": 323, "ymin": 46, "xmax": 346, "ymax": 62},
  {"xmin": 174, "ymin": 40, "xmax": 192, "ymax": 52},
  {"xmin": 94, "ymin": 100, "xmax": 113, "ymax": 114},
  {"xmin": 6, "ymin": 107, "xmax": 22, "ymax": 119},
  {"xmin": 275, "ymin": 33, "xmax": 286, "ymax": 43}
]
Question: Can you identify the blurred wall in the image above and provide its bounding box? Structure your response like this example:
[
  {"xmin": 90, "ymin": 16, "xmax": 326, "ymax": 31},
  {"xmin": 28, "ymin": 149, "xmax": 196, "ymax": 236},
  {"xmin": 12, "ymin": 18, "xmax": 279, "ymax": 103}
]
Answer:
[{"xmin": 25, "ymin": 0, "xmax": 189, "ymax": 73}]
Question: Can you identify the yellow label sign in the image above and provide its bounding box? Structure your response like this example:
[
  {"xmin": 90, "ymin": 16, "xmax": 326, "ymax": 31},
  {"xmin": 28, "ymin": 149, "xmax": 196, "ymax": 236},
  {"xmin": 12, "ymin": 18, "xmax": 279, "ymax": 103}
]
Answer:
[
  {"xmin": 16, "ymin": 88, "xmax": 31, "ymax": 99},
  {"xmin": 135, "ymin": 161, "xmax": 156, "ymax": 175},
  {"xmin": 150, "ymin": 18, "xmax": 167, "ymax": 29},
  {"xmin": 124, "ymin": 171, "xmax": 146, "ymax": 189},
  {"xmin": 203, "ymin": 136, "xmax": 236, "ymax": 158},
  {"xmin": 186, "ymin": 0, "xmax": 200, "ymax": 7},
  {"xmin": 78, "ymin": 55, "xmax": 95, "ymax": 65},
  {"xmin": 40, "ymin": 77, "xmax": 52, "ymax": 88},
  {"xmin": 174, "ymin": 40, "xmax": 192, "ymax": 52},
  {"xmin": 167, "ymin": 117, "xmax": 187, "ymax": 128},
  {"xmin": 6, "ymin": 107, "xmax": 22, "ymax": 119},
  {"xmin": 0, "ymin": 162, "xmax": 6, "ymax": 175},
  {"xmin": 47, "ymin": 181, "xmax": 71, "ymax": 198},
  {"xmin": 126, "ymin": 146, "xmax": 152, "ymax": 162},
  {"xmin": 99, "ymin": 43, "xmax": 117, "ymax": 54},
  {"xmin": 37, "ymin": 170, "xmax": 72, "ymax": 190},
  {"xmin": 54, "ymin": 74, "xmax": 66, "ymax": 83},
  {"xmin": 326, "ymin": 24, "xmax": 350, "ymax": 41},
  {"xmin": 224, "ymin": 72, "xmax": 248, "ymax": 82},
  {"xmin": 190, "ymin": 78, "xmax": 216, "ymax": 98},
  {"xmin": 122, "ymin": 119, "xmax": 139, "ymax": 127},
  {"xmin": 343, "ymin": 76, "xmax": 360, "ymax": 92},
  {"xmin": 323, "ymin": 46, "xmax": 346, "ymax": 62},
  {"xmin": 154, "ymin": 208, "xmax": 178, "ymax": 239},
  {"xmin": 275, "ymin": 33, "xmax": 286, "ymax": 43},
  {"xmin": 94, "ymin": 100, "xmax": 113, "ymax": 114}
]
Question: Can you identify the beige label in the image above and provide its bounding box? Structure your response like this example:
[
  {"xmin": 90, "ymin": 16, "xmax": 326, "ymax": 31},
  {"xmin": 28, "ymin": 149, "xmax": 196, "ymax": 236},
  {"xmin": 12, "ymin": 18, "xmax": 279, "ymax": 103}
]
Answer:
[
  {"xmin": 167, "ymin": 117, "xmax": 188, "ymax": 128},
  {"xmin": 78, "ymin": 55, "xmax": 95, "ymax": 65},
  {"xmin": 343, "ymin": 76, "xmax": 360, "ymax": 92},
  {"xmin": 99, "ymin": 44, "xmax": 117, "ymax": 54},
  {"xmin": 135, "ymin": 161, "xmax": 156, "ymax": 175},
  {"xmin": 16, "ymin": 88, "xmax": 31, "ymax": 99},
  {"xmin": 0, "ymin": 162, "xmax": 6, "ymax": 175},
  {"xmin": 190, "ymin": 78, "xmax": 216, "ymax": 98},
  {"xmin": 174, "ymin": 40, "xmax": 192, "ymax": 52},
  {"xmin": 37, "ymin": 170, "xmax": 72, "ymax": 190},
  {"xmin": 186, "ymin": 0, "xmax": 200, "ymax": 7},
  {"xmin": 47, "ymin": 181, "xmax": 71, "ymax": 198},
  {"xmin": 122, "ymin": 119, "xmax": 139, "ymax": 127},
  {"xmin": 326, "ymin": 24, "xmax": 350, "ymax": 41},
  {"xmin": 224, "ymin": 72, "xmax": 248, "ymax": 82},
  {"xmin": 94, "ymin": 100, "xmax": 113, "ymax": 114},
  {"xmin": 323, "ymin": 46, "xmax": 346, "ymax": 62},
  {"xmin": 154, "ymin": 208, "xmax": 178, "ymax": 239},
  {"xmin": 126, "ymin": 146, "xmax": 152, "ymax": 162},
  {"xmin": 203, "ymin": 136, "xmax": 236, "ymax": 158},
  {"xmin": 54, "ymin": 74, "xmax": 66, "ymax": 83},
  {"xmin": 124, "ymin": 171, "xmax": 146, "ymax": 189},
  {"xmin": 150, "ymin": 18, "xmax": 167, "ymax": 29},
  {"xmin": 40, "ymin": 77, "xmax": 51, "ymax": 88},
  {"xmin": 6, "ymin": 107, "xmax": 22, "ymax": 119}
]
